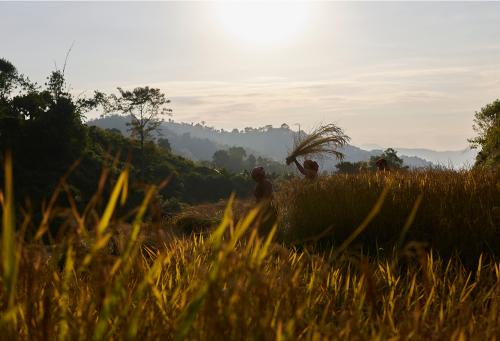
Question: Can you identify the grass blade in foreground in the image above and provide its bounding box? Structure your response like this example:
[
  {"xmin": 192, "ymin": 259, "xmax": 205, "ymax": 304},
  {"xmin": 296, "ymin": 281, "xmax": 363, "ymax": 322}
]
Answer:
[{"xmin": 1, "ymin": 151, "xmax": 19, "ymax": 313}]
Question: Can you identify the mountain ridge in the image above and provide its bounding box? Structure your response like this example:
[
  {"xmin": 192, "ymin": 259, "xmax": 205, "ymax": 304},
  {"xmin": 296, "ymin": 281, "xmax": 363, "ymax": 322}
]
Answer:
[{"xmin": 89, "ymin": 116, "xmax": 476, "ymax": 169}]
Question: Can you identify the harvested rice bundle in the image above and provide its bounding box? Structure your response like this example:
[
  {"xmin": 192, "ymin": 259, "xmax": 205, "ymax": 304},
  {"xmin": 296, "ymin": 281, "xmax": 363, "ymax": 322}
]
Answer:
[{"xmin": 286, "ymin": 124, "xmax": 350, "ymax": 165}]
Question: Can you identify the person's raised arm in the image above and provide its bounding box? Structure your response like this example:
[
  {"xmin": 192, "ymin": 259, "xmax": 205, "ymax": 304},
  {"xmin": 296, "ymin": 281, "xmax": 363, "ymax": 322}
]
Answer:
[{"xmin": 293, "ymin": 159, "xmax": 306, "ymax": 175}]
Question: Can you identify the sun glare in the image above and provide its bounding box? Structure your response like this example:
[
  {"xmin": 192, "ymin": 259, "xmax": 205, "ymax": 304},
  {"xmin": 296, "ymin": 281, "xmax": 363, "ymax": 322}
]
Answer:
[{"xmin": 215, "ymin": 3, "xmax": 308, "ymax": 47}]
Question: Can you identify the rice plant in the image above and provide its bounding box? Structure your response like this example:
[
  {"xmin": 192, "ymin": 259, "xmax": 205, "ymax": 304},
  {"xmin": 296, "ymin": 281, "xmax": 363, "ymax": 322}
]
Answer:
[
  {"xmin": 275, "ymin": 168, "xmax": 500, "ymax": 260},
  {"xmin": 1, "ymin": 158, "xmax": 499, "ymax": 339},
  {"xmin": 286, "ymin": 124, "xmax": 350, "ymax": 164}
]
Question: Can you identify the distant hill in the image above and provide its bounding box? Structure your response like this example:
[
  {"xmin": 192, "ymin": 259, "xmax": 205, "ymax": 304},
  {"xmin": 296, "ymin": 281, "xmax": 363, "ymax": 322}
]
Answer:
[
  {"xmin": 395, "ymin": 148, "xmax": 477, "ymax": 169},
  {"xmin": 89, "ymin": 116, "xmax": 476, "ymax": 169}
]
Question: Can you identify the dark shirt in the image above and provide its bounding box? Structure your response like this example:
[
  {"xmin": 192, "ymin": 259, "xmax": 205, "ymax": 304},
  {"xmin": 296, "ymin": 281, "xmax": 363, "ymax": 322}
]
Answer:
[{"xmin": 254, "ymin": 179, "xmax": 273, "ymax": 202}]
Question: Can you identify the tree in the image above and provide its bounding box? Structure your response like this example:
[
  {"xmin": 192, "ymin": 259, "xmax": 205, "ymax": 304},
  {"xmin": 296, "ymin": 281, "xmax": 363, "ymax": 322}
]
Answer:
[
  {"xmin": 227, "ymin": 147, "xmax": 246, "ymax": 172},
  {"xmin": 106, "ymin": 128, "xmax": 122, "ymax": 135},
  {"xmin": 369, "ymin": 148, "xmax": 403, "ymax": 170},
  {"xmin": 0, "ymin": 59, "xmax": 101, "ymax": 203},
  {"xmin": 157, "ymin": 137, "xmax": 171, "ymax": 152},
  {"xmin": 0, "ymin": 58, "xmax": 19, "ymax": 99},
  {"xmin": 468, "ymin": 99, "xmax": 500, "ymax": 167},
  {"xmin": 246, "ymin": 154, "xmax": 256, "ymax": 170},
  {"xmin": 213, "ymin": 150, "xmax": 230, "ymax": 170},
  {"xmin": 212, "ymin": 147, "xmax": 248, "ymax": 173},
  {"xmin": 106, "ymin": 87, "xmax": 172, "ymax": 176},
  {"xmin": 336, "ymin": 161, "xmax": 365, "ymax": 174}
]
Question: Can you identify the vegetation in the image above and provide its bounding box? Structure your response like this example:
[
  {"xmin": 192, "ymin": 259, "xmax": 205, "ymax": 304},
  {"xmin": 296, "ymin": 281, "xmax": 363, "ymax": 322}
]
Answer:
[
  {"xmin": 85, "ymin": 127, "xmax": 253, "ymax": 205},
  {"xmin": 92, "ymin": 115, "xmax": 441, "ymax": 169},
  {"xmin": 469, "ymin": 99, "xmax": 500, "ymax": 167},
  {"xmin": 335, "ymin": 148, "xmax": 406, "ymax": 173},
  {"xmin": 335, "ymin": 160, "xmax": 369, "ymax": 173},
  {"xmin": 1, "ymin": 159, "xmax": 499, "ymax": 339},
  {"xmin": 276, "ymin": 169, "xmax": 500, "ymax": 260},
  {"xmin": 0, "ymin": 60, "xmax": 98, "ymax": 203},
  {"xmin": 1, "ymin": 57, "xmax": 500, "ymax": 339},
  {"xmin": 212, "ymin": 146, "xmax": 288, "ymax": 176},
  {"xmin": 0, "ymin": 59, "xmax": 253, "ymax": 213},
  {"xmin": 104, "ymin": 87, "xmax": 173, "ymax": 176},
  {"xmin": 286, "ymin": 124, "xmax": 350, "ymax": 164},
  {"xmin": 369, "ymin": 148, "xmax": 404, "ymax": 169}
]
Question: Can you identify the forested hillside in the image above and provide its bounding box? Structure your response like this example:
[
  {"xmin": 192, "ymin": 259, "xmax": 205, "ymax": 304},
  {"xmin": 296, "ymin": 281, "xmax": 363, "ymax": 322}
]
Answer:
[
  {"xmin": 0, "ymin": 59, "xmax": 253, "ymax": 213},
  {"xmin": 90, "ymin": 116, "xmax": 435, "ymax": 169}
]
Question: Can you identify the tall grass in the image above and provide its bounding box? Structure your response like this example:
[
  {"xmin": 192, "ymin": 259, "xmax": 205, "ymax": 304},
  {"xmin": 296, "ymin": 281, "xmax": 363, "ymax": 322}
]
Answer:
[
  {"xmin": 275, "ymin": 169, "xmax": 500, "ymax": 259},
  {"xmin": 1, "ymin": 161, "xmax": 499, "ymax": 339}
]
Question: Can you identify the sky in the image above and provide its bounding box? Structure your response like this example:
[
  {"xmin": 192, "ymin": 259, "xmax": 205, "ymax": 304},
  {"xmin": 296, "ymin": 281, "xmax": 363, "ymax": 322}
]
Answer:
[{"xmin": 2, "ymin": 2, "xmax": 500, "ymax": 150}]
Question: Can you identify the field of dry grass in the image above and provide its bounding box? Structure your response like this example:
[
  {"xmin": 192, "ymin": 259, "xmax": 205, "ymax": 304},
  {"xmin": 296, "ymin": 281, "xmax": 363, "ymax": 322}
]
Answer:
[
  {"xmin": 275, "ymin": 169, "xmax": 500, "ymax": 260},
  {"xmin": 1, "ymin": 157, "xmax": 499, "ymax": 339}
]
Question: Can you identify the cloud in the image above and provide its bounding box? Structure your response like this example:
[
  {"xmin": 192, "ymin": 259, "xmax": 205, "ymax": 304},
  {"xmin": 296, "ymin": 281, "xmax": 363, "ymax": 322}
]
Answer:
[{"xmin": 82, "ymin": 61, "xmax": 500, "ymax": 150}]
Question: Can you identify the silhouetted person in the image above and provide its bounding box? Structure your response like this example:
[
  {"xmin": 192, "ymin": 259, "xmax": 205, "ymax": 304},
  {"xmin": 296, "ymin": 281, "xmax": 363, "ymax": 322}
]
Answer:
[
  {"xmin": 287, "ymin": 157, "xmax": 319, "ymax": 180},
  {"xmin": 375, "ymin": 158, "xmax": 388, "ymax": 171},
  {"xmin": 251, "ymin": 166, "xmax": 273, "ymax": 203},
  {"xmin": 250, "ymin": 166, "xmax": 276, "ymax": 236}
]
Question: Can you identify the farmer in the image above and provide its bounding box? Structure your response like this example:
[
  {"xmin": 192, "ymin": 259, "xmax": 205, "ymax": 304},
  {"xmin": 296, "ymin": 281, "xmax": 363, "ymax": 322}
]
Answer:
[
  {"xmin": 287, "ymin": 157, "xmax": 319, "ymax": 180},
  {"xmin": 250, "ymin": 166, "xmax": 276, "ymax": 236},
  {"xmin": 375, "ymin": 158, "xmax": 388, "ymax": 171},
  {"xmin": 251, "ymin": 166, "xmax": 273, "ymax": 203}
]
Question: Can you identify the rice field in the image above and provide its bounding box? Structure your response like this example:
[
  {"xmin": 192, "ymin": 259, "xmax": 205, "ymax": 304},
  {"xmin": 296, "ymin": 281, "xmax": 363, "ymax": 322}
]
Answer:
[
  {"xmin": 275, "ymin": 169, "xmax": 500, "ymax": 260},
  {"xmin": 1, "ymin": 156, "xmax": 500, "ymax": 339}
]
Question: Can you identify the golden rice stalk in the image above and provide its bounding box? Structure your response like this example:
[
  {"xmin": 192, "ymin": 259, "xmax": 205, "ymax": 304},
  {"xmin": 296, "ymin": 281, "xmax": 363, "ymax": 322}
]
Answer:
[{"xmin": 286, "ymin": 124, "xmax": 350, "ymax": 164}]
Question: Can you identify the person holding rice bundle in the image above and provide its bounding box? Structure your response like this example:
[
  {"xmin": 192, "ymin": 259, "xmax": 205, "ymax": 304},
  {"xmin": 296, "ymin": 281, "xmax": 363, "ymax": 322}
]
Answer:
[
  {"xmin": 286, "ymin": 123, "xmax": 350, "ymax": 179},
  {"xmin": 286, "ymin": 157, "xmax": 319, "ymax": 180}
]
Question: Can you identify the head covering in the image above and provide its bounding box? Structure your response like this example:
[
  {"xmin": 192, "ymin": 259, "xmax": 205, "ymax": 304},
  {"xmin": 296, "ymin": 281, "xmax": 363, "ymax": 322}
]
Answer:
[
  {"xmin": 376, "ymin": 158, "xmax": 388, "ymax": 170},
  {"xmin": 303, "ymin": 159, "xmax": 319, "ymax": 172},
  {"xmin": 251, "ymin": 166, "xmax": 266, "ymax": 181}
]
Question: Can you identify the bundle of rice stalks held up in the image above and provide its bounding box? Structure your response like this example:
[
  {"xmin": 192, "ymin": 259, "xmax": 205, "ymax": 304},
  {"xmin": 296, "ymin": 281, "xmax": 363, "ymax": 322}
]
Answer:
[{"xmin": 286, "ymin": 124, "xmax": 350, "ymax": 164}]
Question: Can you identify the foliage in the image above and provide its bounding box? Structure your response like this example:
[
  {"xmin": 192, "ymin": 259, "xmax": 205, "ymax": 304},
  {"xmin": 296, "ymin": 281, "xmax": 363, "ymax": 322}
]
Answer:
[
  {"xmin": 336, "ymin": 149, "xmax": 405, "ymax": 173},
  {"xmin": 0, "ymin": 61, "xmax": 98, "ymax": 202},
  {"xmin": 212, "ymin": 147, "xmax": 289, "ymax": 176},
  {"xmin": 105, "ymin": 87, "xmax": 173, "ymax": 175},
  {"xmin": 157, "ymin": 137, "xmax": 171, "ymax": 152},
  {"xmin": 213, "ymin": 147, "xmax": 246, "ymax": 173},
  {"xmin": 369, "ymin": 148, "xmax": 404, "ymax": 170},
  {"xmin": 0, "ymin": 58, "xmax": 253, "ymax": 217},
  {"xmin": 469, "ymin": 99, "xmax": 500, "ymax": 167},
  {"xmin": 335, "ymin": 161, "xmax": 369, "ymax": 173},
  {"xmin": 85, "ymin": 127, "xmax": 253, "ymax": 204},
  {"xmin": 0, "ymin": 165, "xmax": 499, "ymax": 339}
]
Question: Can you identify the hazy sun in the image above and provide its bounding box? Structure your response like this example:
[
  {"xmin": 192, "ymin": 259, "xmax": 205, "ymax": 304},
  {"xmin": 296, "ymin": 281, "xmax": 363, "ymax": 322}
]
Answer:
[{"xmin": 215, "ymin": 2, "xmax": 308, "ymax": 47}]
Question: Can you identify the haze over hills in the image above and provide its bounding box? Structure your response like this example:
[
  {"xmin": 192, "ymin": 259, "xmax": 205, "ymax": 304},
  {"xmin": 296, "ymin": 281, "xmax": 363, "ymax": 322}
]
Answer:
[
  {"xmin": 394, "ymin": 148, "xmax": 476, "ymax": 168},
  {"xmin": 89, "ymin": 116, "xmax": 477, "ymax": 169}
]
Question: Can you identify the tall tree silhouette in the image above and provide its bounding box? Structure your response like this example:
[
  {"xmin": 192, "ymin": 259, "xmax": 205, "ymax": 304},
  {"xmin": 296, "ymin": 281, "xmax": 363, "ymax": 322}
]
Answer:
[{"xmin": 106, "ymin": 87, "xmax": 172, "ymax": 177}]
